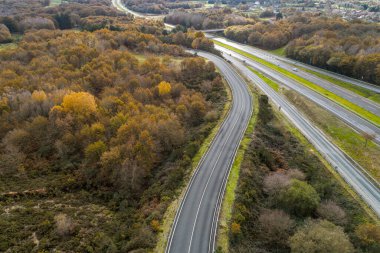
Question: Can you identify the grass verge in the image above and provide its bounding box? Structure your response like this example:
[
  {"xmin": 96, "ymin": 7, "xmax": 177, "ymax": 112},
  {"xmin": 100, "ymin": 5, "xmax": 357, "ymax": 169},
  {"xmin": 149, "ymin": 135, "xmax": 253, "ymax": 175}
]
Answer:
[
  {"xmin": 248, "ymin": 66, "xmax": 280, "ymax": 92},
  {"xmin": 214, "ymin": 40, "xmax": 380, "ymax": 127},
  {"xmin": 285, "ymin": 90, "xmax": 380, "ymax": 181},
  {"xmin": 154, "ymin": 70, "xmax": 233, "ymax": 253},
  {"xmin": 269, "ymin": 46, "xmax": 286, "ymax": 56},
  {"xmin": 216, "ymin": 87, "xmax": 258, "ymax": 253},
  {"xmin": 300, "ymin": 67, "xmax": 380, "ymax": 104}
]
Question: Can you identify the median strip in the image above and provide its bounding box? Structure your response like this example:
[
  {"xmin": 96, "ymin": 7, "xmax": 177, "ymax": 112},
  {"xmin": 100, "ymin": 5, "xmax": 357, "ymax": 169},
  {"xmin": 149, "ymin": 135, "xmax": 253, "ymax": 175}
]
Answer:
[
  {"xmin": 300, "ymin": 67, "xmax": 380, "ymax": 104},
  {"xmin": 214, "ymin": 40, "xmax": 380, "ymax": 127}
]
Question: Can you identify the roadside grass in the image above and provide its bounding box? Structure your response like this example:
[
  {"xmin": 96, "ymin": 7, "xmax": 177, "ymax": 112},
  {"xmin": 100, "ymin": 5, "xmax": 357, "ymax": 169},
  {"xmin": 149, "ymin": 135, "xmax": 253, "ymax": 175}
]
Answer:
[
  {"xmin": 276, "ymin": 108, "xmax": 380, "ymax": 222},
  {"xmin": 247, "ymin": 71, "xmax": 379, "ymax": 220},
  {"xmin": 285, "ymin": 90, "xmax": 380, "ymax": 182},
  {"xmin": 217, "ymin": 87, "xmax": 258, "ymax": 253},
  {"xmin": 269, "ymin": 46, "xmax": 286, "ymax": 57},
  {"xmin": 154, "ymin": 70, "xmax": 232, "ymax": 253},
  {"xmin": 248, "ymin": 66, "xmax": 280, "ymax": 92},
  {"xmin": 214, "ymin": 40, "xmax": 380, "ymax": 127},
  {"xmin": 301, "ymin": 67, "xmax": 380, "ymax": 104}
]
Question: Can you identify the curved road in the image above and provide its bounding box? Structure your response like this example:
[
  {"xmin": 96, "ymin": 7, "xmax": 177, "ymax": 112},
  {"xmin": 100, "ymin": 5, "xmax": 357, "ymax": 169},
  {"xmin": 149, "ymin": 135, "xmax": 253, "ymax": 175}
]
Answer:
[
  {"xmin": 224, "ymin": 54, "xmax": 380, "ymax": 217},
  {"xmin": 112, "ymin": 2, "xmax": 380, "ymax": 250},
  {"xmin": 215, "ymin": 45, "xmax": 380, "ymax": 144},
  {"xmin": 166, "ymin": 52, "xmax": 252, "ymax": 253}
]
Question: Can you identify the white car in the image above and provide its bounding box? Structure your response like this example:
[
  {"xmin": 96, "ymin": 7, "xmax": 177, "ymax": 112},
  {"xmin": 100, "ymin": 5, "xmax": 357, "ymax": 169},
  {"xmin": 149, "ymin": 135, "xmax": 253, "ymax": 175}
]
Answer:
[{"xmin": 292, "ymin": 67, "xmax": 298, "ymax": 72}]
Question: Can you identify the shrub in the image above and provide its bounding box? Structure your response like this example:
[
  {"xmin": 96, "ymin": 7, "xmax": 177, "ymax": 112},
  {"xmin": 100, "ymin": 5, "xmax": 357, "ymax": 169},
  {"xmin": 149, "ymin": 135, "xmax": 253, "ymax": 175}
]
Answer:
[
  {"xmin": 317, "ymin": 200, "xmax": 347, "ymax": 225},
  {"xmin": 55, "ymin": 213, "xmax": 75, "ymax": 236},
  {"xmin": 278, "ymin": 179, "xmax": 320, "ymax": 216},
  {"xmin": 355, "ymin": 223, "xmax": 380, "ymax": 250},
  {"xmin": 263, "ymin": 172, "xmax": 290, "ymax": 195},
  {"xmin": 258, "ymin": 209, "xmax": 294, "ymax": 247},
  {"xmin": 290, "ymin": 220, "xmax": 354, "ymax": 253},
  {"xmin": 0, "ymin": 24, "xmax": 12, "ymax": 43}
]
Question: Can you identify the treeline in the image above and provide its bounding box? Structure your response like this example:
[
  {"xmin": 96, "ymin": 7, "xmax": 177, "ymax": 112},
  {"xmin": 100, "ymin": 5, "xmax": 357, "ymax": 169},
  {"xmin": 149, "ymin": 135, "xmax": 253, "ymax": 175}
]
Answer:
[
  {"xmin": 0, "ymin": 28, "xmax": 226, "ymax": 251},
  {"xmin": 165, "ymin": 8, "xmax": 256, "ymax": 30},
  {"xmin": 224, "ymin": 14, "xmax": 380, "ymax": 85},
  {"xmin": 0, "ymin": 0, "xmax": 128, "ymax": 34},
  {"xmin": 227, "ymin": 95, "xmax": 380, "ymax": 253},
  {"xmin": 123, "ymin": 0, "xmax": 202, "ymax": 15}
]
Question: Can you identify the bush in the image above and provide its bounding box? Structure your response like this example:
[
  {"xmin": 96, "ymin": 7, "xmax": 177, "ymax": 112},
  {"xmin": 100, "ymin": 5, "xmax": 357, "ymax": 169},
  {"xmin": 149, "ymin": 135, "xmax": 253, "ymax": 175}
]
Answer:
[
  {"xmin": 263, "ymin": 172, "xmax": 290, "ymax": 195},
  {"xmin": 55, "ymin": 213, "xmax": 75, "ymax": 236},
  {"xmin": 355, "ymin": 223, "xmax": 380, "ymax": 251},
  {"xmin": 278, "ymin": 179, "xmax": 320, "ymax": 216},
  {"xmin": 316, "ymin": 200, "xmax": 347, "ymax": 225},
  {"xmin": 0, "ymin": 24, "xmax": 12, "ymax": 43},
  {"xmin": 258, "ymin": 209, "xmax": 294, "ymax": 247},
  {"xmin": 290, "ymin": 220, "xmax": 354, "ymax": 253}
]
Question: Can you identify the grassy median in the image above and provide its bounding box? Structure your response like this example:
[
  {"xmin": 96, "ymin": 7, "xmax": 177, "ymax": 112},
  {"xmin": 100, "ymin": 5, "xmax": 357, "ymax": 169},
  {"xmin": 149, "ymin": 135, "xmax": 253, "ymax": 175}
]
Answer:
[
  {"xmin": 300, "ymin": 67, "xmax": 380, "ymax": 104},
  {"xmin": 214, "ymin": 40, "xmax": 380, "ymax": 127}
]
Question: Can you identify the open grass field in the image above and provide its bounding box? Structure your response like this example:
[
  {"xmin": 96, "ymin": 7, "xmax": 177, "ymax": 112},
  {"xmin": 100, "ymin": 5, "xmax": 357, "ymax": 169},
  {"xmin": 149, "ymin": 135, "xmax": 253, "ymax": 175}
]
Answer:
[
  {"xmin": 214, "ymin": 40, "xmax": 380, "ymax": 127},
  {"xmin": 269, "ymin": 46, "xmax": 287, "ymax": 57}
]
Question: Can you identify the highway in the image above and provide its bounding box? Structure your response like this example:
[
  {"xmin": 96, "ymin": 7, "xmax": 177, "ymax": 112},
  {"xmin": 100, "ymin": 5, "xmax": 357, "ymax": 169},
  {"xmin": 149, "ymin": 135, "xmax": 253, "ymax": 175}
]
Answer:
[
  {"xmin": 215, "ymin": 44, "xmax": 380, "ymax": 144},
  {"xmin": 166, "ymin": 52, "xmax": 252, "ymax": 253},
  {"xmin": 212, "ymin": 36, "xmax": 380, "ymax": 94},
  {"xmin": 223, "ymin": 54, "xmax": 380, "ymax": 217},
  {"xmin": 111, "ymin": 2, "xmax": 380, "ymax": 251}
]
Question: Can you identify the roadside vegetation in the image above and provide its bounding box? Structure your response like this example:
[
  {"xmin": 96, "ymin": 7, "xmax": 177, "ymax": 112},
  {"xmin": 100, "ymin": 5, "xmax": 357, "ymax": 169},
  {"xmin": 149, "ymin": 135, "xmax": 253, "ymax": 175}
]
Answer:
[
  {"xmin": 249, "ymin": 66, "xmax": 380, "ymax": 181},
  {"xmin": 284, "ymin": 90, "xmax": 380, "ymax": 182},
  {"xmin": 214, "ymin": 40, "xmax": 380, "ymax": 126},
  {"xmin": 248, "ymin": 67, "xmax": 280, "ymax": 92},
  {"xmin": 269, "ymin": 46, "xmax": 286, "ymax": 57},
  {"xmin": 217, "ymin": 85, "xmax": 258, "ymax": 252},
  {"xmin": 0, "ymin": 26, "xmax": 227, "ymax": 252},
  {"xmin": 155, "ymin": 72, "xmax": 233, "ymax": 253},
  {"xmin": 224, "ymin": 14, "xmax": 380, "ymax": 86},
  {"xmin": 226, "ymin": 95, "xmax": 380, "ymax": 253},
  {"xmin": 300, "ymin": 67, "xmax": 380, "ymax": 104}
]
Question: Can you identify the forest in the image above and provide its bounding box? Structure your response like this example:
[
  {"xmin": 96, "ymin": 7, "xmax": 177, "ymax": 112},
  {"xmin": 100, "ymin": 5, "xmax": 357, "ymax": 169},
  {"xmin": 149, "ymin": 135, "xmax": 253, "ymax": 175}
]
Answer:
[
  {"xmin": 227, "ymin": 95, "xmax": 380, "ymax": 253},
  {"xmin": 165, "ymin": 8, "xmax": 256, "ymax": 30},
  {"xmin": 0, "ymin": 9, "xmax": 226, "ymax": 253},
  {"xmin": 0, "ymin": 0, "xmax": 130, "ymax": 33},
  {"xmin": 123, "ymin": 0, "xmax": 203, "ymax": 15},
  {"xmin": 224, "ymin": 14, "xmax": 380, "ymax": 85}
]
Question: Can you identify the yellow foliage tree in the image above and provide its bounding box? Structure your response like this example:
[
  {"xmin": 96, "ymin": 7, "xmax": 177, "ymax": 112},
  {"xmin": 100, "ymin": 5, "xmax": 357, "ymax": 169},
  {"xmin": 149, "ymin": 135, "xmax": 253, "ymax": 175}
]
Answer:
[
  {"xmin": 61, "ymin": 92, "xmax": 97, "ymax": 116},
  {"xmin": 231, "ymin": 222, "xmax": 241, "ymax": 235},
  {"xmin": 157, "ymin": 81, "xmax": 171, "ymax": 96},
  {"xmin": 31, "ymin": 90, "xmax": 47, "ymax": 103},
  {"xmin": 150, "ymin": 219, "xmax": 160, "ymax": 232}
]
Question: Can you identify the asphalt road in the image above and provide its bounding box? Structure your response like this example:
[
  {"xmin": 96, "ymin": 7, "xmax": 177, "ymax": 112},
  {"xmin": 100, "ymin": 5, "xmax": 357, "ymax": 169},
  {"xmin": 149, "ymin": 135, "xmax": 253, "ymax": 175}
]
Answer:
[
  {"xmin": 212, "ymin": 36, "xmax": 380, "ymax": 94},
  {"xmin": 216, "ymin": 44, "xmax": 380, "ymax": 144},
  {"xmin": 112, "ymin": 1, "xmax": 380, "ymax": 248},
  {"xmin": 224, "ymin": 54, "xmax": 380, "ymax": 217},
  {"xmin": 166, "ymin": 52, "xmax": 252, "ymax": 253}
]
